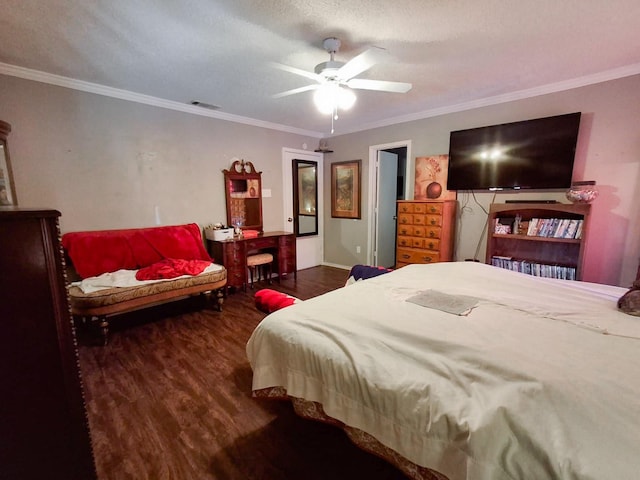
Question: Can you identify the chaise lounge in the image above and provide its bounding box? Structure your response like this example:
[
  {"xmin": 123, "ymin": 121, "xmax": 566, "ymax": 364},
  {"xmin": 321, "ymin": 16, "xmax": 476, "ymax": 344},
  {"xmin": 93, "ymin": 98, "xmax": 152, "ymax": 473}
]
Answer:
[{"xmin": 62, "ymin": 223, "xmax": 227, "ymax": 344}]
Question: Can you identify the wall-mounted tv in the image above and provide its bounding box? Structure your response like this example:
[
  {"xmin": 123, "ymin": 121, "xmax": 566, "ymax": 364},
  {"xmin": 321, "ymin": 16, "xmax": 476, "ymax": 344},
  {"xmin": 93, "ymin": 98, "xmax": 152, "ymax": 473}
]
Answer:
[{"xmin": 446, "ymin": 112, "xmax": 581, "ymax": 191}]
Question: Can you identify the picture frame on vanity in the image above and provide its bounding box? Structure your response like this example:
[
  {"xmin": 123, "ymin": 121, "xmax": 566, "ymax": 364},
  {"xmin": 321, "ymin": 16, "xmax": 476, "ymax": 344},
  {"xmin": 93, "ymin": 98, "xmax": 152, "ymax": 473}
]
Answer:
[{"xmin": 331, "ymin": 159, "xmax": 361, "ymax": 219}]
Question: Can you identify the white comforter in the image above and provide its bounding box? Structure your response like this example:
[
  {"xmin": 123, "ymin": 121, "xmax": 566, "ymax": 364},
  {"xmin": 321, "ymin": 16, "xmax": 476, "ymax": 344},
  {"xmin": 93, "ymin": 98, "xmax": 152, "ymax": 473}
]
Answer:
[{"xmin": 246, "ymin": 262, "xmax": 640, "ymax": 480}]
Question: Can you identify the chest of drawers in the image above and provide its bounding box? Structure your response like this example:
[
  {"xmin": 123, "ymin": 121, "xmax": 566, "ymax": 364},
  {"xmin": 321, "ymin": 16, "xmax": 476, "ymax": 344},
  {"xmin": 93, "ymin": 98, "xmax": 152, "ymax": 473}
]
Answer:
[{"xmin": 395, "ymin": 200, "xmax": 456, "ymax": 268}]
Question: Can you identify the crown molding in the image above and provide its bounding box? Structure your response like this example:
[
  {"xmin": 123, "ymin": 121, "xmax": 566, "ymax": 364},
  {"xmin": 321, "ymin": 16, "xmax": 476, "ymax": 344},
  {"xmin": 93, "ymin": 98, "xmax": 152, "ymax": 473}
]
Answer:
[
  {"xmin": 335, "ymin": 62, "xmax": 640, "ymax": 136},
  {"xmin": 0, "ymin": 62, "xmax": 323, "ymax": 138},
  {"xmin": 2, "ymin": 60, "xmax": 639, "ymax": 140}
]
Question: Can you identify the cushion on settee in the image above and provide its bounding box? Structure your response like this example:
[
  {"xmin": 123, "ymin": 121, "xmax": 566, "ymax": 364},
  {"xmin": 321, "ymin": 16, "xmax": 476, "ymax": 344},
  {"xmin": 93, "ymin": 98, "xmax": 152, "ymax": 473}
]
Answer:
[{"xmin": 62, "ymin": 223, "xmax": 211, "ymax": 279}]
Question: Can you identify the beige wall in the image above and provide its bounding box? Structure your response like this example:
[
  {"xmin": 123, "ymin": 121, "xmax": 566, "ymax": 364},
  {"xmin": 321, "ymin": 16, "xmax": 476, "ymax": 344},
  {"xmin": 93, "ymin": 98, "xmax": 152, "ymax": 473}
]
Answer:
[
  {"xmin": 326, "ymin": 74, "xmax": 640, "ymax": 286},
  {"xmin": 0, "ymin": 74, "xmax": 316, "ymax": 234},
  {"xmin": 3, "ymin": 73, "xmax": 639, "ymax": 286}
]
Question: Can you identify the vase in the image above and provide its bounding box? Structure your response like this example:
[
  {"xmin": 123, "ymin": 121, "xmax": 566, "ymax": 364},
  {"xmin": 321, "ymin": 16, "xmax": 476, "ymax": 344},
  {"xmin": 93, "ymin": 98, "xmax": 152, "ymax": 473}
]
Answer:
[{"xmin": 426, "ymin": 181, "xmax": 442, "ymax": 199}]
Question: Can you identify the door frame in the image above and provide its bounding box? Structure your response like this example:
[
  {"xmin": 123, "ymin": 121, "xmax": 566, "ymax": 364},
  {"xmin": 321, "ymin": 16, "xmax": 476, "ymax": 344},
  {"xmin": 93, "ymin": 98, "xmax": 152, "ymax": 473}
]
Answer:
[
  {"xmin": 367, "ymin": 140, "xmax": 412, "ymax": 265},
  {"xmin": 282, "ymin": 148, "xmax": 324, "ymax": 270}
]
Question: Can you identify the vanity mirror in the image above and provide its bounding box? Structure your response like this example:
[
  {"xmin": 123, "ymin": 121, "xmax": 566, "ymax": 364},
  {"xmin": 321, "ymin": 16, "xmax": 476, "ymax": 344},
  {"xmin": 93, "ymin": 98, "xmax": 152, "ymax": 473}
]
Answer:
[
  {"xmin": 293, "ymin": 159, "xmax": 318, "ymax": 237},
  {"xmin": 223, "ymin": 159, "xmax": 263, "ymax": 232},
  {"xmin": 0, "ymin": 120, "xmax": 17, "ymax": 206}
]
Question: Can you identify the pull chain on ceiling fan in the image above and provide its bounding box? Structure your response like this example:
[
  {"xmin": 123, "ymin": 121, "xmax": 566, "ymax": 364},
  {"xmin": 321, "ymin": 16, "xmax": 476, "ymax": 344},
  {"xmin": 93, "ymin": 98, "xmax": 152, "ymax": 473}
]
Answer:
[{"xmin": 273, "ymin": 37, "xmax": 412, "ymax": 132}]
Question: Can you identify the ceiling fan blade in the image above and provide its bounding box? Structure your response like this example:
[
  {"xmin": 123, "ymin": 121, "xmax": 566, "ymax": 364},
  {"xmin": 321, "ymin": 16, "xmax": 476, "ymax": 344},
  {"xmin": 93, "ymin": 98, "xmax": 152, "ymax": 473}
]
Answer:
[
  {"xmin": 346, "ymin": 78, "xmax": 412, "ymax": 93},
  {"xmin": 272, "ymin": 84, "xmax": 319, "ymax": 99},
  {"xmin": 271, "ymin": 62, "xmax": 323, "ymax": 82},
  {"xmin": 337, "ymin": 46, "xmax": 388, "ymax": 80}
]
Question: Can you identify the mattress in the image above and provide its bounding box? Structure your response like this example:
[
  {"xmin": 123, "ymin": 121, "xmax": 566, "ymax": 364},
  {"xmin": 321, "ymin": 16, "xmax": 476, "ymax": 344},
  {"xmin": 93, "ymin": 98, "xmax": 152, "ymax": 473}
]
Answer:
[{"xmin": 246, "ymin": 262, "xmax": 640, "ymax": 480}]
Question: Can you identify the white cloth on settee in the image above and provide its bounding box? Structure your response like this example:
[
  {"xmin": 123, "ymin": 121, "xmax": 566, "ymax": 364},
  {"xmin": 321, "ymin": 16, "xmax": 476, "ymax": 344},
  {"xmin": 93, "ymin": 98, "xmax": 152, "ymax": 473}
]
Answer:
[{"xmin": 72, "ymin": 263, "xmax": 224, "ymax": 294}]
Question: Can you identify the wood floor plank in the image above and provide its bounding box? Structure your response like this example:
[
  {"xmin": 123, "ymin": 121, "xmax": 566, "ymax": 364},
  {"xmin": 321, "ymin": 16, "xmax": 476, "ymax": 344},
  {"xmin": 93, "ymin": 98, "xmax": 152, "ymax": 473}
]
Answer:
[{"xmin": 78, "ymin": 266, "xmax": 407, "ymax": 479}]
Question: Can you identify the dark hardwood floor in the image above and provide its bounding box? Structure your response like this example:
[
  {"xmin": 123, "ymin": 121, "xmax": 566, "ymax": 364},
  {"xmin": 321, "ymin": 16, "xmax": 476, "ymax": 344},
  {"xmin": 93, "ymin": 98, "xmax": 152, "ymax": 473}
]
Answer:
[{"xmin": 77, "ymin": 266, "xmax": 407, "ymax": 480}]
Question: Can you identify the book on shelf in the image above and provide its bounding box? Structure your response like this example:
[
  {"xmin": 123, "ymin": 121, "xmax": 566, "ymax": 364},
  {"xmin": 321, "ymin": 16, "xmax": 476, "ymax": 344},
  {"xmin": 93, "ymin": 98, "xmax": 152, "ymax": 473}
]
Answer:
[
  {"xmin": 553, "ymin": 218, "xmax": 571, "ymax": 238},
  {"xmin": 524, "ymin": 217, "xmax": 583, "ymax": 239},
  {"xmin": 565, "ymin": 219, "xmax": 579, "ymax": 238},
  {"xmin": 574, "ymin": 219, "xmax": 584, "ymax": 239},
  {"xmin": 490, "ymin": 256, "xmax": 577, "ymax": 280}
]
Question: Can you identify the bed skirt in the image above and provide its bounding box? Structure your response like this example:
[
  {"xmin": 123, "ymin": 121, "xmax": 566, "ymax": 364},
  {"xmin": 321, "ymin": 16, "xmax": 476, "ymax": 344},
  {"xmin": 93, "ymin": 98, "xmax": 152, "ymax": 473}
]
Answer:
[{"xmin": 253, "ymin": 387, "xmax": 449, "ymax": 480}]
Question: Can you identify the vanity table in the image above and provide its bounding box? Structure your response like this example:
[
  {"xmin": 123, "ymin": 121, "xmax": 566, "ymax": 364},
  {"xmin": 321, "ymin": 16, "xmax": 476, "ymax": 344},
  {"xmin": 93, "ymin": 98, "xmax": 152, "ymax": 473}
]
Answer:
[
  {"xmin": 216, "ymin": 160, "xmax": 296, "ymax": 290},
  {"xmin": 207, "ymin": 231, "xmax": 296, "ymax": 290}
]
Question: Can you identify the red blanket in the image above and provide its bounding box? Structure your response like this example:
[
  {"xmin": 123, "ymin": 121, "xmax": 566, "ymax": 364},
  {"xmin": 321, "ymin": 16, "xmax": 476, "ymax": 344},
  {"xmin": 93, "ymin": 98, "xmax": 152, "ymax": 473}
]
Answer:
[
  {"xmin": 135, "ymin": 258, "xmax": 211, "ymax": 280},
  {"xmin": 62, "ymin": 223, "xmax": 211, "ymax": 279}
]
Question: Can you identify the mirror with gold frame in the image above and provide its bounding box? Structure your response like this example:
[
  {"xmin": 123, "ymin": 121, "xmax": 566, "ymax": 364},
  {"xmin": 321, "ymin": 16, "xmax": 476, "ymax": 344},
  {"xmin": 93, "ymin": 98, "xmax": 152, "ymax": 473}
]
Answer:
[
  {"xmin": 293, "ymin": 159, "xmax": 318, "ymax": 237},
  {"xmin": 0, "ymin": 120, "xmax": 17, "ymax": 206},
  {"xmin": 223, "ymin": 159, "xmax": 263, "ymax": 232}
]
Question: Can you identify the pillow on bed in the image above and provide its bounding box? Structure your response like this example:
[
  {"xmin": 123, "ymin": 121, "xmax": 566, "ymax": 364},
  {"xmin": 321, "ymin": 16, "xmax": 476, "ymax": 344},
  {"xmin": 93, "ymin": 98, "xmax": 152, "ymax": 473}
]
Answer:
[
  {"xmin": 618, "ymin": 280, "xmax": 640, "ymax": 316},
  {"xmin": 345, "ymin": 264, "xmax": 392, "ymax": 286}
]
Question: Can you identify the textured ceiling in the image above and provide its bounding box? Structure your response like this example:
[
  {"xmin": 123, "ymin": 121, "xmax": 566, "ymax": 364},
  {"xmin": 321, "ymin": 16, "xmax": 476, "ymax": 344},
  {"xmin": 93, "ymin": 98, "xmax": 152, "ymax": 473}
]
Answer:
[{"xmin": 1, "ymin": 0, "xmax": 640, "ymax": 137}]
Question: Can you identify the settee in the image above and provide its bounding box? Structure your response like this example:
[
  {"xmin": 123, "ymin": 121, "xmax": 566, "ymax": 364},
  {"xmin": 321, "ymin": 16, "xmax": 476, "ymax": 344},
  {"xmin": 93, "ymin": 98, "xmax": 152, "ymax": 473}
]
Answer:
[{"xmin": 62, "ymin": 223, "xmax": 227, "ymax": 344}]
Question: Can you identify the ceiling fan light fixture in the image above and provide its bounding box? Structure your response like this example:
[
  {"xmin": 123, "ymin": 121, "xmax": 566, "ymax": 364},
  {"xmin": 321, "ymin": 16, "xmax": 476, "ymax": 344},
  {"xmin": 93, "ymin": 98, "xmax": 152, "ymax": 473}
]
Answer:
[{"xmin": 313, "ymin": 84, "xmax": 356, "ymax": 115}]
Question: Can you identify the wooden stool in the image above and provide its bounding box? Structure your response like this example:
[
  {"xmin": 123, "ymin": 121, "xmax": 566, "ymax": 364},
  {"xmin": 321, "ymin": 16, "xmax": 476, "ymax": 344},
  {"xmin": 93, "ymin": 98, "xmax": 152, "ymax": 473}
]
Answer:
[{"xmin": 246, "ymin": 253, "xmax": 274, "ymax": 289}]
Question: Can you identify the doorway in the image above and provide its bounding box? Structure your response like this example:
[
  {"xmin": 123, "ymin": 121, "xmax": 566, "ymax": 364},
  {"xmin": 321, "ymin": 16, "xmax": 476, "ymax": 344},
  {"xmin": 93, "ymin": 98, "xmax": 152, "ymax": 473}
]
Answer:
[{"xmin": 367, "ymin": 141, "xmax": 412, "ymax": 267}]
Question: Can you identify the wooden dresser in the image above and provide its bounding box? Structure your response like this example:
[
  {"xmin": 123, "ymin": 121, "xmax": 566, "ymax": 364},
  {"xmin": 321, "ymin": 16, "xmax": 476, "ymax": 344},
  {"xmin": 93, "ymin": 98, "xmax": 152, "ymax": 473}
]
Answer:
[
  {"xmin": 395, "ymin": 200, "xmax": 457, "ymax": 268},
  {"xmin": 0, "ymin": 208, "xmax": 96, "ymax": 479},
  {"xmin": 207, "ymin": 231, "xmax": 296, "ymax": 290}
]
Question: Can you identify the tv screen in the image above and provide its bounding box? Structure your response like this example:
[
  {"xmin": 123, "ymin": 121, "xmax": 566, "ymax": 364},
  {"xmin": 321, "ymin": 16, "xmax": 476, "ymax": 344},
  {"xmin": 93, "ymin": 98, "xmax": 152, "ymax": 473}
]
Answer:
[{"xmin": 446, "ymin": 112, "xmax": 581, "ymax": 191}]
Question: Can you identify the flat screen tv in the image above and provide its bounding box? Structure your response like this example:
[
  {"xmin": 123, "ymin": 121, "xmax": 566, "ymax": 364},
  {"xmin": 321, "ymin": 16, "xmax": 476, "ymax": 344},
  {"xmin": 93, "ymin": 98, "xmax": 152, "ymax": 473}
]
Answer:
[{"xmin": 446, "ymin": 112, "xmax": 581, "ymax": 191}]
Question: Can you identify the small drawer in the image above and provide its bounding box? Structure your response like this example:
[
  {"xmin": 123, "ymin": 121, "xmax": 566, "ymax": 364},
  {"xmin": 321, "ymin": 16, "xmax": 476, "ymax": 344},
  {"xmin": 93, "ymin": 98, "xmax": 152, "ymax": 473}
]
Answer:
[
  {"xmin": 424, "ymin": 238, "xmax": 440, "ymax": 251},
  {"xmin": 411, "ymin": 237, "xmax": 424, "ymax": 248},
  {"xmin": 412, "ymin": 214, "xmax": 426, "ymax": 225},
  {"xmin": 398, "ymin": 203, "xmax": 414, "ymax": 214},
  {"xmin": 426, "ymin": 203, "xmax": 443, "ymax": 215},
  {"xmin": 412, "ymin": 225, "xmax": 425, "ymax": 237},
  {"xmin": 397, "ymin": 224, "xmax": 413, "ymax": 236},
  {"xmin": 398, "ymin": 213, "xmax": 413, "ymax": 225},
  {"xmin": 413, "ymin": 203, "xmax": 427, "ymax": 214},
  {"xmin": 397, "ymin": 237, "xmax": 411, "ymax": 247},
  {"xmin": 425, "ymin": 226, "xmax": 442, "ymax": 239},
  {"xmin": 426, "ymin": 214, "xmax": 442, "ymax": 227}
]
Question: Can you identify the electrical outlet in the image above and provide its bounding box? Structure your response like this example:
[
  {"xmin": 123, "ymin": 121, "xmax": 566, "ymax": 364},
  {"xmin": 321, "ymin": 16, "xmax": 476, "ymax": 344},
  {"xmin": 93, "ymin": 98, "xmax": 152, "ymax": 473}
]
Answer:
[{"xmin": 356, "ymin": 246, "xmax": 361, "ymax": 254}]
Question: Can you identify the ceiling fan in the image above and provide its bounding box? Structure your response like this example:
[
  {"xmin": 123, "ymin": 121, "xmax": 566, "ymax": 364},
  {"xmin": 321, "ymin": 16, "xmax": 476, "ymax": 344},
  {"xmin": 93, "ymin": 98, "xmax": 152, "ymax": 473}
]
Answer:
[{"xmin": 273, "ymin": 37, "xmax": 412, "ymax": 114}]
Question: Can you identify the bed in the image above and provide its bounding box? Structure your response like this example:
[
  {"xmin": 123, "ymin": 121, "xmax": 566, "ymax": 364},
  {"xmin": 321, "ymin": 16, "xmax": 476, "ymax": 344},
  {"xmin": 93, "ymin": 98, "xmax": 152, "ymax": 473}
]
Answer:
[{"xmin": 246, "ymin": 262, "xmax": 640, "ymax": 480}]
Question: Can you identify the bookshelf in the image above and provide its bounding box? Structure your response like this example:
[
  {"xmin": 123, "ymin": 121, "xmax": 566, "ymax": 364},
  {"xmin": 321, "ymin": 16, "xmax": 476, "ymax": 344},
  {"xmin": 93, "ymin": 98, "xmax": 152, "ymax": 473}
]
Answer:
[{"xmin": 486, "ymin": 203, "xmax": 591, "ymax": 280}]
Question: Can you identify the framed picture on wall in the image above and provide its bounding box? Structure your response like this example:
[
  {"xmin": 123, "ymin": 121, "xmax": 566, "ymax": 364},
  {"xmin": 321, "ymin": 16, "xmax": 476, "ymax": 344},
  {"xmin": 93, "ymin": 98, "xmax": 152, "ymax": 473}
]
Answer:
[
  {"xmin": 331, "ymin": 160, "xmax": 361, "ymax": 219},
  {"xmin": 414, "ymin": 154, "xmax": 456, "ymax": 201}
]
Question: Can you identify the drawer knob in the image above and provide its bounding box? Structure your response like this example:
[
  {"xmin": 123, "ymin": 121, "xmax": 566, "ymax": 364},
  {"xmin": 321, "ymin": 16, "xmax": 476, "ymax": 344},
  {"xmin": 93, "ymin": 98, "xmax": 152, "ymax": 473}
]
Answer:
[
  {"xmin": 429, "ymin": 231, "xmax": 435, "ymax": 237},
  {"xmin": 430, "ymin": 219, "xmax": 436, "ymax": 225},
  {"xmin": 428, "ymin": 242, "xmax": 434, "ymax": 249},
  {"xmin": 422, "ymin": 256, "xmax": 432, "ymax": 262},
  {"xmin": 402, "ymin": 254, "xmax": 411, "ymax": 259}
]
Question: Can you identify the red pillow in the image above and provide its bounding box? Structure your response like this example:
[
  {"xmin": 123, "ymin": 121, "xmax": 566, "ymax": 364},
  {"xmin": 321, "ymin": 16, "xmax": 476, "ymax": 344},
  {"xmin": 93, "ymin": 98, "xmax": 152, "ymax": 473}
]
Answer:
[
  {"xmin": 254, "ymin": 289, "xmax": 300, "ymax": 314},
  {"xmin": 62, "ymin": 231, "xmax": 137, "ymax": 279},
  {"xmin": 137, "ymin": 224, "xmax": 210, "ymax": 262}
]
